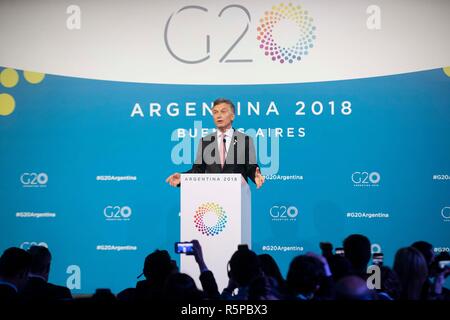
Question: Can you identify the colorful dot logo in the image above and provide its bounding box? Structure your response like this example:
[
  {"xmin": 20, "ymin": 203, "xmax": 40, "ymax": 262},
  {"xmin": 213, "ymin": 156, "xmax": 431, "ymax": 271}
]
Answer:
[
  {"xmin": 194, "ymin": 202, "xmax": 227, "ymax": 236},
  {"xmin": 256, "ymin": 3, "xmax": 316, "ymax": 64}
]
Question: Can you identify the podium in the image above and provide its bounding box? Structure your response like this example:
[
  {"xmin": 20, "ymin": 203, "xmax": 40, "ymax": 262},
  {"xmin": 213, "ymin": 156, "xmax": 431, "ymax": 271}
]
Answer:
[{"xmin": 180, "ymin": 173, "xmax": 251, "ymax": 291}]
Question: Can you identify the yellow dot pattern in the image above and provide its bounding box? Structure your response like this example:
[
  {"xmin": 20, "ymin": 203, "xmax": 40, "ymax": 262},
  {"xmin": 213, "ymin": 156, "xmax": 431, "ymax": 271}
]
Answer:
[
  {"xmin": 443, "ymin": 67, "xmax": 450, "ymax": 77},
  {"xmin": 24, "ymin": 71, "xmax": 45, "ymax": 84},
  {"xmin": 0, "ymin": 68, "xmax": 19, "ymax": 88},
  {"xmin": 0, "ymin": 93, "xmax": 15, "ymax": 116},
  {"xmin": 0, "ymin": 68, "xmax": 45, "ymax": 116}
]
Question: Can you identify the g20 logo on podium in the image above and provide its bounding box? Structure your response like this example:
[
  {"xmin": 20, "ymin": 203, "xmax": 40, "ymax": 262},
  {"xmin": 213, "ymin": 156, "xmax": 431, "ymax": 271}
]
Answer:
[{"xmin": 194, "ymin": 202, "xmax": 228, "ymax": 236}]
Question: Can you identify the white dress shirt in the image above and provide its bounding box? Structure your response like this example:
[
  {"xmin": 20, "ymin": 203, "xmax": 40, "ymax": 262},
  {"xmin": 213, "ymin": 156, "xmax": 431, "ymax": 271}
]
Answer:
[{"xmin": 217, "ymin": 127, "xmax": 234, "ymax": 160}]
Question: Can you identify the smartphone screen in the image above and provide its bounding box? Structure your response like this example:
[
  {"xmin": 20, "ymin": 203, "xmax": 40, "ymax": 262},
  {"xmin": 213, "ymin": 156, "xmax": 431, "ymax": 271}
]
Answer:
[
  {"xmin": 373, "ymin": 253, "xmax": 384, "ymax": 265},
  {"xmin": 175, "ymin": 242, "xmax": 194, "ymax": 254},
  {"xmin": 335, "ymin": 248, "xmax": 345, "ymax": 257}
]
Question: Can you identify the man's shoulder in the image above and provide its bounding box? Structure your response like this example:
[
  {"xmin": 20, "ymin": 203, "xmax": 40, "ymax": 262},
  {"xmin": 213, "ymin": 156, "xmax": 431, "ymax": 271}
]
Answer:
[
  {"xmin": 233, "ymin": 130, "xmax": 254, "ymax": 143},
  {"xmin": 233, "ymin": 130, "xmax": 249, "ymax": 138}
]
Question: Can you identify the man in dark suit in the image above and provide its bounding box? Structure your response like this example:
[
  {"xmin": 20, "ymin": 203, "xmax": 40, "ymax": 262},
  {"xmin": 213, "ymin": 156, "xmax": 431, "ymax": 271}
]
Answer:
[
  {"xmin": 21, "ymin": 245, "xmax": 72, "ymax": 302},
  {"xmin": 166, "ymin": 98, "xmax": 265, "ymax": 188},
  {"xmin": 0, "ymin": 247, "xmax": 31, "ymax": 303}
]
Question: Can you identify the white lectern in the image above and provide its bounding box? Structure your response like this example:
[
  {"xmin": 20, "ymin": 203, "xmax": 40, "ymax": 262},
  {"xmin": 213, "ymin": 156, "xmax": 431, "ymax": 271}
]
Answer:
[{"xmin": 180, "ymin": 173, "xmax": 251, "ymax": 291}]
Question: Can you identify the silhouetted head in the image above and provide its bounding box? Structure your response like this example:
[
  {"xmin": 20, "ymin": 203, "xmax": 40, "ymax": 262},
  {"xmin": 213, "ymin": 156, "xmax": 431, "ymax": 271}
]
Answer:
[
  {"xmin": 393, "ymin": 247, "xmax": 428, "ymax": 300},
  {"xmin": 258, "ymin": 254, "xmax": 285, "ymax": 287},
  {"xmin": 286, "ymin": 255, "xmax": 325, "ymax": 297},
  {"xmin": 411, "ymin": 241, "xmax": 434, "ymax": 267},
  {"xmin": 0, "ymin": 247, "xmax": 32, "ymax": 291},
  {"xmin": 163, "ymin": 273, "xmax": 203, "ymax": 301},
  {"xmin": 328, "ymin": 255, "xmax": 353, "ymax": 282},
  {"xmin": 28, "ymin": 245, "xmax": 51, "ymax": 281},
  {"xmin": 343, "ymin": 234, "xmax": 371, "ymax": 274},
  {"xmin": 91, "ymin": 288, "xmax": 117, "ymax": 303},
  {"xmin": 228, "ymin": 246, "xmax": 261, "ymax": 287},
  {"xmin": 143, "ymin": 250, "xmax": 173, "ymax": 281},
  {"xmin": 335, "ymin": 276, "xmax": 373, "ymax": 300}
]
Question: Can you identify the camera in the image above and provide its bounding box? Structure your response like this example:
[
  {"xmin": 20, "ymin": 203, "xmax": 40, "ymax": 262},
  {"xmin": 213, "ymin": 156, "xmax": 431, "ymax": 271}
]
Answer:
[
  {"xmin": 432, "ymin": 252, "xmax": 450, "ymax": 277},
  {"xmin": 372, "ymin": 253, "xmax": 384, "ymax": 266},
  {"xmin": 438, "ymin": 260, "xmax": 450, "ymax": 270},
  {"xmin": 174, "ymin": 241, "xmax": 194, "ymax": 254},
  {"xmin": 335, "ymin": 247, "xmax": 345, "ymax": 257}
]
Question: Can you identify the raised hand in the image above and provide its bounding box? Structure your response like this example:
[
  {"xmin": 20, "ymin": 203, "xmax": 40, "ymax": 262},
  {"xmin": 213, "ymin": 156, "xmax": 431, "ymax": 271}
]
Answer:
[
  {"xmin": 254, "ymin": 167, "xmax": 265, "ymax": 189},
  {"xmin": 166, "ymin": 172, "xmax": 181, "ymax": 187}
]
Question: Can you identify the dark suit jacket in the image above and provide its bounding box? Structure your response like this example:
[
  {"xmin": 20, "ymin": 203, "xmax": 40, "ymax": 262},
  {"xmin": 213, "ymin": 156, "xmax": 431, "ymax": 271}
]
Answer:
[
  {"xmin": 21, "ymin": 277, "xmax": 72, "ymax": 302},
  {"xmin": 185, "ymin": 130, "xmax": 259, "ymax": 183}
]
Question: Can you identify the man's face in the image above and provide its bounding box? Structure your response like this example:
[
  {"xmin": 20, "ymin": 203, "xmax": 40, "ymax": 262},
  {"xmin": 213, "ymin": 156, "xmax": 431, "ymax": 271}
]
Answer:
[{"xmin": 212, "ymin": 103, "xmax": 235, "ymax": 131}]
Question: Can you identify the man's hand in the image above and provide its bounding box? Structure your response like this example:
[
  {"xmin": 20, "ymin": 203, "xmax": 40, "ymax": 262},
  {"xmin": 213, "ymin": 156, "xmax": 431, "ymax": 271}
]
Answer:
[
  {"xmin": 255, "ymin": 167, "xmax": 265, "ymax": 189},
  {"xmin": 191, "ymin": 240, "xmax": 208, "ymax": 273},
  {"xmin": 166, "ymin": 172, "xmax": 181, "ymax": 187}
]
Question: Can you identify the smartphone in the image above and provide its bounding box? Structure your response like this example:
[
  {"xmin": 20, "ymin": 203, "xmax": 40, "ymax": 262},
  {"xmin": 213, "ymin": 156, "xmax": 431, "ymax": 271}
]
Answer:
[
  {"xmin": 373, "ymin": 253, "xmax": 384, "ymax": 266},
  {"xmin": 439, "ymin": 260, "xmax": 450, "ymax": 269},
  {"xmin": 335, "ymin": 247, "xmax": 345, "ymax": 257},
  {"xmin": 174, "ymin": 241, "xmax": 194, "ymax": 254}
]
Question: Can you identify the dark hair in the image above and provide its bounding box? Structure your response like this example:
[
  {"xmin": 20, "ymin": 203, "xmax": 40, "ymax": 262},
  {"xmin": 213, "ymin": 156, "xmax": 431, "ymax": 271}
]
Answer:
[
  {"xmin": 286, "ymin": 255, "xmax": 325, "ymax": 296},
  {"xmin": 343, "ymin": 234, "xmax": 371, "ymax": 274},
  {"xmin": 213, "ymin": 98, "xmax": 235, "ymax": 114},
  {"xmin": 327, "ymin": 255, "xmax": 353, "ymax": 282},
  {"xmin": 0, "ymin": 247, "xmax": 32, "ymax": 278},
  {"xmin": 228, "ymin": 247, "xmax": 260, "ymax": 287},
  {"xmin": 163, "ymin": 273, "xmax": 203, "ymax": 301},
  {"xmin": 335, "ymin": 275, "xmax": 373, "ymax": 300},
  {"xmin": 28, "ymin": 245, "xmax": 51, "ymax": 274},
  {"xmin": 393, "ymin": 247, "xmax": 428, "ymax": 300},
  {"xmin": 143, "ymin": 250, "xmax": 173, "ymax": 281},
  {"xmin": 411, "ymin": 241, "xmax": 434, "ymax": 267},
  {"xmin": 258, "ymin": 254, "xmax": 285, "ymax": 289}
]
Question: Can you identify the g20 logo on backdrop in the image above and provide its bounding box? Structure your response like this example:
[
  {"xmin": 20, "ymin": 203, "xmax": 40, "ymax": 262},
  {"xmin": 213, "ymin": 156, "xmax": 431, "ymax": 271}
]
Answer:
[
  {"xmin": 270, "ymin": 205, "xmax": 299, "ymax": 221},
  {"xmin": 164, "ymin": 2, "xmax": 316, "ymax": 64},
  {"xmin": 194, "ymin": 202, "xmax": 227, "ymax": 236},
  {"xmin": 351, "ymin": 171, "xmax": 381, "ymax": 187},
  {"xmin": 371, "ymin": 243, "xmax": 382, "ymax": 254},
  {"xmin": 20, "ymin": 242, "xmax": 48, "ymax": 250},
  {"xmin": 441, "ymin": 207, "xmax": 450, "ymax": 222},
  {"xmin": 20, "ymin": 172, "xmax": 48, "ymax": 187},
  {"xmin": 103, "ymin": 205, "xmax": 132, "ymax": 221},
  {"xmin": 257, "ymin": 3, "xmax": 316, "ymax": 64}
]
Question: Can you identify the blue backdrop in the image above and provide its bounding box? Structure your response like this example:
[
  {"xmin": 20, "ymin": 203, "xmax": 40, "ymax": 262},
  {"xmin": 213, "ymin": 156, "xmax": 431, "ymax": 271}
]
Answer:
[{"xmin": 0, "ymin": 66, "xmax": 449, "ymax": 293}]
